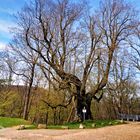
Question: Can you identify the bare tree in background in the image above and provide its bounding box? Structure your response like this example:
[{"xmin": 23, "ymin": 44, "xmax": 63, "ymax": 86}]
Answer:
[
  {"xmin": 106, "ymin": 50, "xmax": 138, "ymax": 117},
  {"xmin": 7, "ymin": 38, "xmax": 40, "ymax": 119},
  {"xmin": 10, "ymin": 0, "xmax": 138, "ymax": 121},
  {"xmin": 129, "ymin": 24, "xmax": 140, "ymax": 71}
]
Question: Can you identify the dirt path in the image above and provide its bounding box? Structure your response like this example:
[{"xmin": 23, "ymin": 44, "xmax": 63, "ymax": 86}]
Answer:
[{"xmin": 0, "ymin": 122, "xmax": 140, "ymax": 140}]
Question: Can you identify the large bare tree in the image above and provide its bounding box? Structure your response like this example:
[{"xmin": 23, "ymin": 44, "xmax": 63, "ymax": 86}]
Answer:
[{"xmin": 11, "ymin": 0, "xmax": 137, "ymax": 121}]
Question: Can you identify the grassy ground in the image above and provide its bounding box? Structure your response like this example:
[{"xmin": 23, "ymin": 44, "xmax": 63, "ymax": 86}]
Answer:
[
  {"xmin": 47, "ymin": 120, "xmax": 123, "ymax": 129},
  {"xmin": 0, "ymin": 117, "xmax": 35, "ymax": 129},
  {"xmin": 0, "ymin": 117, "xmax": 123, "ymax": 129}
]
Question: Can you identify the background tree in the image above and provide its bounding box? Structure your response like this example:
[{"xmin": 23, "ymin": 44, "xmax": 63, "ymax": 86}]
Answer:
[
  {"xmin": 106, "ymin": 49, "xmax": 138, "ymax": 116},
  {"xmin": 7, "ymin": 37, "xmax": 40, "ymax": 120}
]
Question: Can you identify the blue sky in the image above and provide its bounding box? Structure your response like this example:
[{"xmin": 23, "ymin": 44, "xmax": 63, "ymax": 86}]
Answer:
[
  {"xmin": 0, "ymin": 0, "xmax": 26, "ymax": 50},
  {"xmin": 0, "ymin": 0, "xmax": 140, "ymax": 50}
]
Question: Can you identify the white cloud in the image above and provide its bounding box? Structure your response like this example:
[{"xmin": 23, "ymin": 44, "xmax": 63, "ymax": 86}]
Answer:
[
  {"xmin": 0, "ymin": 42, "xmax": 7, "ymax": 50},
  {"xmin": 0, "ymin": 19, "xmax": 16, "ymax": 34}
]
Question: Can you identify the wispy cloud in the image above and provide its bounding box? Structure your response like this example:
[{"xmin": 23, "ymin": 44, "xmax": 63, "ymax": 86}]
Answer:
[
  {"xmin": 0, "ymin": 19, "xmax": 17, "ymax": 48},
  {"xmin": 0, "ymin": 0, "xmax": 26, "ymax": 50},
  {"xmin": 0, "ymin": 42, "xmax": 7, "ymax": 50},
  {"xmin": 0, "ymin": 7, "xmax": 16, "ymax": 15},
  {"xmin": 0, "ymin": 19, "xmax": 16, "ymax": 34}
]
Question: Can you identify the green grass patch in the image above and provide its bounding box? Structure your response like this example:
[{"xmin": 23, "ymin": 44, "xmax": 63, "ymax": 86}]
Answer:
[
  {"xmin": 47, "ymin": 125, "xmax": 66, "ymax": 129},
  {"xmin": 47, "ymin": 120, "xmax": 123, "ymax": 129},
  {"xmin": 24, "ymin": 124, "xmax": 37, "ymax": 129},
  {"xmin": 0, "ymin": 117, "xmax": 31, "ymax": 128},
  {"xmin": 0, "ymin": 117, "xmax": 124, "ymax": 130},
  {"xmin": 84, "ymin": 120, "xmax": 121, "ymax": 128}
]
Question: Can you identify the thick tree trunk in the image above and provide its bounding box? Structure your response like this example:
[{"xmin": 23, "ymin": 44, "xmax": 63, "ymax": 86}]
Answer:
[
  {"xmin": 23, "ymin": 63, "xmax": 35, "ymax": 120},
  {"xmin": 23, "ymin": 88, "xmax": 31, "ymax": 120},
  {"xmin": 45, "ymin": 112, "xmax": 48, "ymax": 125},
  {"xmin": 53, "ymin": 108, "xmax": 57, "ymax": 125},
  {"xmin": 76, "ymin": 88, "xmax": 93, "ymax": 121}
]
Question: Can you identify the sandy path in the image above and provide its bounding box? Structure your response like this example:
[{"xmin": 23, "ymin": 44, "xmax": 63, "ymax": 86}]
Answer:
[{"xmin": 0, "ymin": 122, "xmax": 140, "ymax": 140}]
